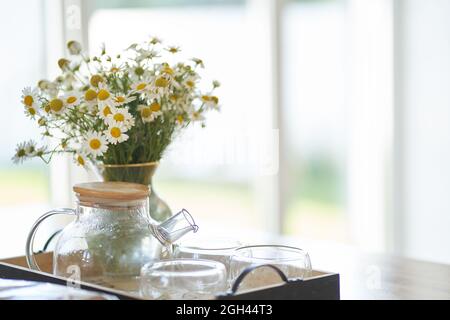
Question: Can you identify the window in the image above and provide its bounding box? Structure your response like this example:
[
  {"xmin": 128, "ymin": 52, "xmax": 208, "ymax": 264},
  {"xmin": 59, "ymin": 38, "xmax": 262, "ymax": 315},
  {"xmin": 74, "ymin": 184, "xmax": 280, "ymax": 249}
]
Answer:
[
  {"xmin": 86, "ymin": 0, "xmax": 271, "ymax": 235},
  {"xmin": 0, "ymin": 1, "xmax": 49, "ymax": 258},
  {"xmin": 282, "ymin": 0, "xmax": 350, "ymax": 242}
]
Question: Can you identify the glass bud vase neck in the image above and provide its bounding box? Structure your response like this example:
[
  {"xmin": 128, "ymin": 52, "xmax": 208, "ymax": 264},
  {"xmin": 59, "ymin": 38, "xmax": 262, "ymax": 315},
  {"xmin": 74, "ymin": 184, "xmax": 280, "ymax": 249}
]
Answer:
[{"xmin": 91, "ymin": 161, "xmax": 172, "ymax": 222}]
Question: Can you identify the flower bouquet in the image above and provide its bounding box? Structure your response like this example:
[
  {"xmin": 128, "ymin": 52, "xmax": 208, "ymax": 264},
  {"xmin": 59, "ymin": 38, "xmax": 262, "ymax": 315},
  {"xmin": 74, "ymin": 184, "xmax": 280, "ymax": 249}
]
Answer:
[{"xmin": 13, "ymin": 38, "xmax": 220, "ymax": 221}]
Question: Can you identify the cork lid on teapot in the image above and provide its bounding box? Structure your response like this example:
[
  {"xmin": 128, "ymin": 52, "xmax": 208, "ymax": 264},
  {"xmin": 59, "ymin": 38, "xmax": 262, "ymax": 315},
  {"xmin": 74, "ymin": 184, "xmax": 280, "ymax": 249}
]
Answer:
[{"xmin": 73, "ymin": 182, "xmax": 149, "ymax": 202}]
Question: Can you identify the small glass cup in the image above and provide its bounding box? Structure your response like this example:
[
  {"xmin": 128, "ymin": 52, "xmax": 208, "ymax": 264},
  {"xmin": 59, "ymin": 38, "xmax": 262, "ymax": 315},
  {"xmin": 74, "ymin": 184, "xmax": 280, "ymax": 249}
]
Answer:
[
  {"xmin": 140, "ymin": 259, "xmax": 227, "ymax": 300},
  {"xmin": 229, "ymin": 245, "xmax": 312, "ymax": 292},
  {"xmin": 174, "ymin": 237, "xmax": 243, "ymax": 269}
]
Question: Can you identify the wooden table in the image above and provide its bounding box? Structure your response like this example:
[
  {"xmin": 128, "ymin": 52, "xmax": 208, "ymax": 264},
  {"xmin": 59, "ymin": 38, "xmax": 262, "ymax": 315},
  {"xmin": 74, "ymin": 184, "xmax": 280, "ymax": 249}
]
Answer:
[{"xmin": 280, "ymin": 237, "xmax": 450, "ymax": 299}]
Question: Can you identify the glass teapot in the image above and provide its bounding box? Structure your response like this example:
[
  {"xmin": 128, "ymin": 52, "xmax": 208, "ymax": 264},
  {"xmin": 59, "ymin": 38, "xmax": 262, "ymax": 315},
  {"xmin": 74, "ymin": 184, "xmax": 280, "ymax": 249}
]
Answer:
[{"xmin": 25, "ymin": 182, "xmax": 198, "ymax": 291}]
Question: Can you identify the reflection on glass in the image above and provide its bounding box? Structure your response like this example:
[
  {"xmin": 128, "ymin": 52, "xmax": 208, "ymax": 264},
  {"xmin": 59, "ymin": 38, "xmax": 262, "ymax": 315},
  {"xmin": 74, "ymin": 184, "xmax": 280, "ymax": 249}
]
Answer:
[{"xmin": 140, "ymin": 259, "xmax": 227, "ymax": 299}]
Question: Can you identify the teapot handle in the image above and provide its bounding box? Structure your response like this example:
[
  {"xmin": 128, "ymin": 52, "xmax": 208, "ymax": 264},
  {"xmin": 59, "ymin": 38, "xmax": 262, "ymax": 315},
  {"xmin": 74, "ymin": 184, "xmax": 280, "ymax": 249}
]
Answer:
[{"xmin": 25, "ymin": 208, "xmax": 76, "ymax": 271}]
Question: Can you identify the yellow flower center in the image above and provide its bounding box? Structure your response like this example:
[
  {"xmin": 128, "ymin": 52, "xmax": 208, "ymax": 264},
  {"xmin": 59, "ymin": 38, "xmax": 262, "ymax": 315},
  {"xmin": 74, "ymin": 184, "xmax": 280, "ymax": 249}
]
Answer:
[
  {"xmin": 102, "ymin": 106, "xmax": 112, "ymax": 117},
  {"xmin": 58, "ymin": 58, "xmax": 70, "ymax": 69},
  {"xmin": 110, "ymin": 127, "xmax": 121, "ymax": 138},
  {"xmin": 89, "ymin": 139, "xmax": 101, "ymax": 150},
  {"xmin": 50, "ymin": 99, "xmax": 64, "ymax": 112},
  {"xmin": 85, "ymin": 89, "xmax": 97, "ymax": 101},
  {"xmin": 90, "ymin": 75, "xmax": 104, "ymax": 87},
  {"xmin": 155, "ymin": 77, "xmax": 169, "ymax": 88},
  {"xmin": 115, "ymin": 96, "xmax": 126, "ymax": 103},
  {"xmin": 136, "ymin": 83, "xmax": 147, "ymax": 91},
  {"xmin": 201, "ymin": 95, "xmax": 211, "ymax": 102},
  {"xmin": 113, "ymin": 113, "xmax": 125, "ymax": 122},
  {"xmin": 170, "ymin": 95, "xmax": 178, "ymax": 102},
  {"xmin": 186, "ymin": 80, "xmax": 194, "ymax": 88},
  {"xmin": 28, "ymin": 107, "xmax": 36, "ymax": 116},
  {"xmin": 111, "ymin": 67, "xmax": 119, "ymax": 73},
  {"xmin": 67, "ymin": 96, "xmax": 77, "ymax": 104},
  {"xmin": 163, "ymin": 66, "xmax": 174, "ymax": 75},
  {"xmin": 44, "ymin": 104, "xmax": 51, "ymax": 113},
  {"xmin": 77, "ymin": 155, "xmax": 85, "ymax": 166},
  {"xmin": 211, "ymin": 96, "xmax": 219, "ymax": 104},
  {"xmin": 97, "ymin": 89, "xmax": 110, "ymax": 101},
  {"xmin": 177, "ymin": 115, "xmax": 184, "ymax": 124},
  {"xmin": 150, "ymin": 102, "xmax": 161, "ymax": 112},
  {"xmin": 38, "ymin": 118, "xmax": 46, "ymax": 126},
  {"xmin": 24, "ymin": 95, "xmax": 34, "ymax": 107},
  {"xmin": 141, "ymin": 108, "xmax": 152, "ymax": 118}
]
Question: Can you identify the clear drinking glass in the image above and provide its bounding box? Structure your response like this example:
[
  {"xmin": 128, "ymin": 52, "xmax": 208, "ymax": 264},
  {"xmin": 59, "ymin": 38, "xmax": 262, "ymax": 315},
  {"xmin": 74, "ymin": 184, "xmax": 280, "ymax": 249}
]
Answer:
[
  {"xmin": 174, "ymin": 237, "xmax": 243, "ymax": 270},
  {"xmin": 229, "ymin": 245, "xmax": 312, "ymax": 292},
  {"xmin": 140, "ymin": 259, "xmax": 227, "ymax": 300}
]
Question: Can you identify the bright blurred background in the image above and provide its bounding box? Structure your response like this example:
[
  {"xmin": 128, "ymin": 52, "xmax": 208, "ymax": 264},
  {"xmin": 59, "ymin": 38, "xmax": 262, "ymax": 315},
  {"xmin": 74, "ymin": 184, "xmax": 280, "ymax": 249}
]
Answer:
[{"xmin": 0, "ymin": 0, "xmax": 449, "ymax": 265}]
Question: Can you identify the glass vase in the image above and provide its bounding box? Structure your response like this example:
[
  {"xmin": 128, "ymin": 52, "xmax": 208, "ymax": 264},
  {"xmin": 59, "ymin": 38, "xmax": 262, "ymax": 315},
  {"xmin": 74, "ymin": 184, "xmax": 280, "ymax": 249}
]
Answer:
[{"xmin": 91, "ymin": 162, "xmax": 172, "ymax": 222}]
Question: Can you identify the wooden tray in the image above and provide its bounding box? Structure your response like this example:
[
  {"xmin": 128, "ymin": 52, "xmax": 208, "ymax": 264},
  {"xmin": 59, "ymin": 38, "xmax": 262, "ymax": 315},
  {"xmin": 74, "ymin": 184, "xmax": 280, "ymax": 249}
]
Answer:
[{"xmin": 0, "ymin": 253, "xmax": 340, "ymax": 300}]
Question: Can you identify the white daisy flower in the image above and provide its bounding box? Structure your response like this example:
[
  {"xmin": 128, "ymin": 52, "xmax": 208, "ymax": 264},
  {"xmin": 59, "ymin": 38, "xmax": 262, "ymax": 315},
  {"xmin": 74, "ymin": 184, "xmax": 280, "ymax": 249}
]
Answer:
[
  {"xmin": 84, "ymin": 131, "xmax": 108, "ymax": 157},
  {"xmin": 24, "ymin": 104, "xmax": 40, "ymax": 119},
  {"xmin": 106, "ymin": 107, "xmax": 135, "ymax": 130},
  {"xmin": 149, "ymin": 36, "xmax": 162, "ymax": 45},
  {"xmin": 48, "ymin": 97, "xmax": 66, "ymax": 115},
  {"xmin": 136, "ymin": 48, "xmax": 159, "ymax": 63},
  {"xmin": 83, "ymin": 88, "xmax": 98, "ymax": 110},
  {"xmin": 166, "ymin": 46, "xmax": 181, "ymax": 54},
  {"xmin": 131, "ymin": 80, "xmax": 151, "ymax": 93},
  {"xmin": 25, "ymin": 140, "xmax": 37, "ymax": 156},
  {"xmin": 21, "ymin": 87, "xmax": 39, "ymax": 108},
  {"xmin": 114, "ymin": 94, "xmax": 136, "ymax": 106},
  {"xmin": 201, "ymin": 95, "xmax": 220, "ymax": 110},
  {"xmin": 73, "ymin": 152, "xmax": 88, "ymax": 168},
  {"xmin": 104, "ymin": 121, "xmax": 129, "ymax": 145},
  {"xmin": 12, "ymin": 142, "xmax": 28, "ymax": 164},
  {"xmin": 34, "ymin": 146, "xmax": 47, "ymax": 157},
  {"xmin": 183, "ymin": 75, "xmax": 198, "ymax": 90},
  {"xmin": 63, "ymin": 91, "xmax": 82, "ymax": 107},
  {"xmin": 138, "ymin": 104, "xmax": 162, "ymax": 123},
  {"xmin": 98, "ymin": 104, "xmax": 117, "ymax": 121},
  {"xmin": 96, "ymin": 82, "xmax": 114, "ymax": 107},
  {"xmin": 190, "ymin": 110, "xmax": 205, "ymax": 122}
]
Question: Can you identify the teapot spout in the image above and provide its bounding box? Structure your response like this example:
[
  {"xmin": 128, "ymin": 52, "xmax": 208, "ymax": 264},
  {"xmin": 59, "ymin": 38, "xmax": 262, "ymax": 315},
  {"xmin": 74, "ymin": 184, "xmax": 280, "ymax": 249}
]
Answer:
[{"xmin": 155, "ymin": 209, "xmax": 198, "ymax": 245}]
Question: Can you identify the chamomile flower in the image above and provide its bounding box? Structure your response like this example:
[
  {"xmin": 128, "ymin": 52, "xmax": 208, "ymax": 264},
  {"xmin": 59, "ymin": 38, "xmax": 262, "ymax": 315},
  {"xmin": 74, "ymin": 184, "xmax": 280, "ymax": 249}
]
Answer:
[
  {"xmin": 25, "ymin": 140, "xmax": 37, "ymax": 156},
  {"xmin": 74, "ymin": 152, "xmax": 88, "ymax": 168},
  {"xmin": 114, "ymin": 94, "xmax": 136, "ymax": 106},
  {"xmin": 49, "ymin": 97, "xmax": 66, "ymax": 115},
  {"xmin": 149, "ymin": 36, "xmax": 162, "ymax": 45},
  {"xmin": 63, "ymin": 91, "xmax": 82, "ymax": 107},
  {"xmin": 138, "ymin": 104, "xmax": 162, "ymax": 123},
  {"xmin": 190, "ymin": 110, "xmax": 205, "ymax": 122},
  {"xmin": 105, "ymin": 121, "xmax": 129, "ymax": 144},
  {"xmin": 96, "ymin": 82, "xmax": 114, "ymax": 107},
  {"xmin": 34, "ymin": 146, "xmax": 47, "ymax": 157},
  {"xmin": 24, "ymin": 105, "xmax": 39, "ymax": 118},
  {"xmin": 84, "ymin": 131, "xmax": 108, "ymax": 157},
  {"xmin": 107, "ymin": 108, "xmax": 135, "ymax": 130},
  {"xmin": 191, "ymin": 58, "xmax": 205, "ymax": 68},
  {"xmin": 136, "ymin": 48, "xmax": 159, "ymax": 62},
  {"xmin": 183, "ymin": 76, "xmax": 198, "ymax": 90},
  {"xmin": 166, "ymin": 46, "xmax": 181, "ymax": 54},
  {"xmin": 12, "ymin": 142, "xmax": 28, "ymax": 164},
  {"xmin": 21, "ymin": 87, "xmax": 38, "ymax": 108},
  {"xmin": 151, "ymin": 74, "xmax": 171, "ymax": 98},
  {"xmin": 84, "ymin": 88, "xmax": 98, "ymax": 108},
  {"xmin": 201, "ymin": 95, "xmax": 220, "ymax": 110},
  {"xmin": 98, "ymin": 104, "xmax": 116, "ymax": 121},
  {"xmin": 131, "ymin": 80, "xmax": 151, "ymax": 93}
]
